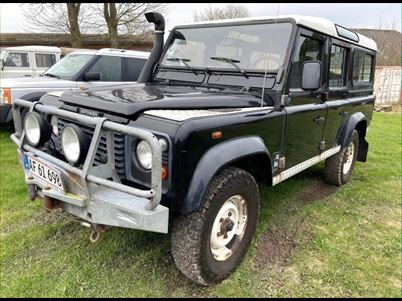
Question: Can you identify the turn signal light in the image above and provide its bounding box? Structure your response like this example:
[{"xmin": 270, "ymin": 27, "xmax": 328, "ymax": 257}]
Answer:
[
  {"xmin": 2, "ymin": 88, "xmax": 11, "ymax": 105},
  {"xmin": 162, "ymin": 165, "xmax": 168, "ymax": 180},
  {"xmin": 212, "ymin": 131, "xmax": 222, "ymax": 140}
]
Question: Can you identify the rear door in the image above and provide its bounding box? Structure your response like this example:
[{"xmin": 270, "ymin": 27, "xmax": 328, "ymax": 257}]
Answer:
[
  {"xmin": 34, "ymin": 52, "xmax": 58, "ymax": 76},
  {"xmin": 323, "ymin": 39, "xmax": 351, "ymax": 149},
  {"xmin": 283, "ymin": 28, "xmax": 328, "ymax": 168},
  {"xmin": 122, "ymin": 57, "xmax": 147, "ymax": 81}
]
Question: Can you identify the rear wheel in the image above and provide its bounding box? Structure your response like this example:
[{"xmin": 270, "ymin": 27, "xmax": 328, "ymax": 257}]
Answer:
[
  {"xmin": 324, "ymin": 130, "xmax": 359, "ymax": 186},
  {"xmin": 171, "ymin": 166, "xmax": 260, "ymax": 285}
]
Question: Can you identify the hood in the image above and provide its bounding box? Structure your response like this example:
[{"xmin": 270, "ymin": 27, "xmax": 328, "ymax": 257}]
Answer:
[
  {"xmin": 59, "ymin": 83, "xmax": 267, "ymax": 118},
  {"xmin": 0, "ymin": 76, "xmax": 75, "ymax": 89}
]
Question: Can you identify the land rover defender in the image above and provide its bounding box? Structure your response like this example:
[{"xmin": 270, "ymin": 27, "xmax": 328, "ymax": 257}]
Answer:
[{"xmin": 11, "ymin": 12, "xmax": 377, "ymax": 285}]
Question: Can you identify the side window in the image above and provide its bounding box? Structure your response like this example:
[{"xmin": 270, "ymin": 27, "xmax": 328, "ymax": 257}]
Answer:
[
  {"xmin": 4, "ymin": 52, "xmax": 30, "ymax": 67},
  {"xmin": 87, "ymin": 56, "xmax": 122, "ymax": 81},
  {"xmin": 329, "ymin": 44, "xmax": 346, "ymax": 87},
  {"xmin": 289, "ymin": 36, "xmax": 323, "ymax": 89},
  {"xmin": 352, "ymin": 51, "xmax": 373, "ymax": 87},
  {"xmin": 35, "ymin": 53, "xmax": 56, "ymax": 68},
  {"xmin": 124, "ymin": 57, "xmax": 146, "ymax": 81}
]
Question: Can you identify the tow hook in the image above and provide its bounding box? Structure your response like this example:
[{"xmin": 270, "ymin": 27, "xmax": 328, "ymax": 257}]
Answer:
[{"xmin": 83, "ymin": 223, "xmax": 109, "ymax": 244}]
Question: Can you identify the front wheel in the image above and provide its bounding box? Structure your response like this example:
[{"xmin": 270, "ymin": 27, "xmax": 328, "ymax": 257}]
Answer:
[{"xmin": 171, "ymin": 167, "xmax": 260, "ymax": 285}]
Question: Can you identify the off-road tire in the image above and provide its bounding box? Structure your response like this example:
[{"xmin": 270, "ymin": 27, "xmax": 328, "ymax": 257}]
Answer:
[
  {"xmin": 324, "ymin": 130, "xmax": 359, "ymax": 186},
  {"xmin": 171, "ymin": 166, "xmax": 260, "ymax": 285}
]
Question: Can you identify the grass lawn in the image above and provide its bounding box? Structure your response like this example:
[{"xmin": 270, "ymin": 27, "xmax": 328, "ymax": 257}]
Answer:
[{"xmin": 0, "ymin": 112, "xmax": 401, "ymax": 297}]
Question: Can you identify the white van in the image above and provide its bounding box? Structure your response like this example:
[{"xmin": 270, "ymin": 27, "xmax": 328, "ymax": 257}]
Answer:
[
  {"xmin": 0, "ymin": 48, "xmax": 149, "ymax": 124},
  {"xmin": 0, "ymin": 46, "xmax": 62, "ymax": 79}
]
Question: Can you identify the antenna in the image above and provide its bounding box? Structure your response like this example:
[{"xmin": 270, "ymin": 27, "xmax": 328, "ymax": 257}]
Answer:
[{"xmin": 261, "ymin": 4, "xmax": 281, "ymax": 107}]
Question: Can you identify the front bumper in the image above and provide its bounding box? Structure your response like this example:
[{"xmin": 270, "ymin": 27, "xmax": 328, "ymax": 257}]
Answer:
[{"xmin": 11, "ymin": 98, "xmax": 169, "ymax": 234}]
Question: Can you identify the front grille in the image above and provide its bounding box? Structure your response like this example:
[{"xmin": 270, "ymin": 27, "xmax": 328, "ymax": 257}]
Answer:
[{"xmin": 56, "ymin": 118, "xmax": 126, "ymax": 179}]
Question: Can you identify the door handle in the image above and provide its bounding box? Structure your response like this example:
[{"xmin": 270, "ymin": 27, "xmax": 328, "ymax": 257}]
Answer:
[
  {"xmin": 315, "ymin": 91, "xmax": 329, "ymax": 102},
  {"xmin": 339, "ymin": 111, "xmax": 348, "ymax": 117},
  {"xmin": 24, "ymin": 74, "xmax": 32, "ymax": 77},
  {"xmin": 313, "ymin": 116, "xmax": 325, "ymax": 124}
]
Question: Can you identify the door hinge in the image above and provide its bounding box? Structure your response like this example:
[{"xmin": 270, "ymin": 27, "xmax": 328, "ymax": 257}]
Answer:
[
  {"xmin": 319, "ymin": 141, "xmax": 326, "ymax": 153},
  {"xmin": 279, "ymin": 156, "xmax": 286, "ymax": 169}
]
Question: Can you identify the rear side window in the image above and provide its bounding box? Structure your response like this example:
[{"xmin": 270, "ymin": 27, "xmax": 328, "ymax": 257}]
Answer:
[
  {"xmin": 35, "ymin": 53, "xmax": 56, "ymax": 68},
  {"xmin": 88, "ymin": 55, "xmax": 122, "ymax": 81},
  {"xmin": 329, "ymin": 45, "xmax": 346, "ymax": 87},
  {"xmin": 124, "ymin": 57, "xmax": 147, "ymax": 81},
  {"xmin": 4, "ymin": 52, "xmax": 30, "ymax": 67},
  {"xmin": 289, "ymin": 36, "xmax": 323, "ymax": 89},
  {"xmin": 352, "ymin": 51, "xmax": 373, "ymax": 87}
]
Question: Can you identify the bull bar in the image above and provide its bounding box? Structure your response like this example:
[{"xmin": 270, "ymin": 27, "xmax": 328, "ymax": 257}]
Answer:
[{"xmin": 10, "ymin": 98, "xmax": 169, "ymax": 234}]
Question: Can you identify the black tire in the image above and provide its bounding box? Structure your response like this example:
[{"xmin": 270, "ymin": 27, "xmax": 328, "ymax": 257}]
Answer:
[
  {"xmin": 324, "ymin": 130, "xmax": 359, "ymax": 186},
  {"xmin": 171, "ymin": 166, "xmax": 260, "ymax": 285}
]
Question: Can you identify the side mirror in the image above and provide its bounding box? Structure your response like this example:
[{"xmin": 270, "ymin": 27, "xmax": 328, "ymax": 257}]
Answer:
[
  {"xmin": 0, "ymin": 59, "xmax": 4, "ymax": 71},
  {"xmin": 83, "ymin": 72, "xmax": 100, "ymax": 81},
  {"xmin": 301, "ymin": 61, "xmax": 322, "ymax": 90}
]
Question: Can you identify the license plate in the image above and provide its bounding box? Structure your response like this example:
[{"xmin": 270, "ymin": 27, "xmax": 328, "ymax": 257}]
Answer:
[{"xmin": 24, "ymin": 153, "xmax": 65, "ymax": 192}]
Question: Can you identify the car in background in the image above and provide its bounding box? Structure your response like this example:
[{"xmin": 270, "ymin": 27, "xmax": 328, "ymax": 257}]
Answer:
[
  {"xmin": 0, "ymin": 46, "xmax": 62, "ymax": 79},
  {"xmin": 0, "ymin": 48, "xmax": 150, "ymax": 124}
]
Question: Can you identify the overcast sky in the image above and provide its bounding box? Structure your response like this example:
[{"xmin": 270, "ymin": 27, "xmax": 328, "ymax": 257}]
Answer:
[{"xmin": 1, "ymin": 3, "xmax": 400, "ymax": 33}]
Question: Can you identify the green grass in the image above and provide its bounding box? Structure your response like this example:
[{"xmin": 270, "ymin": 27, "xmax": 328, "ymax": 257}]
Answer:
[{"xmin": 1, "ymin": 112, "xmax": 401, "ymax": 297}]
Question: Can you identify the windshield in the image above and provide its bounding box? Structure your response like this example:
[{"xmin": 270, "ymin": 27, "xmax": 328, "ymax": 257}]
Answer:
[
  {"xmin": 44, "ymin": 54, "xmax": 94, "ymax": 80},
  {"xmin": 160, "ymin": 22, "xmax": 293, "ymax": 72}
]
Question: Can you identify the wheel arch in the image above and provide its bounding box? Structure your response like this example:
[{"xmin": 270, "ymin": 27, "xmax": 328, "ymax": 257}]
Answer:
[
  {"xmin": 5, "ymin": 91, "xmax": 48, "ymax": 124},
  {"xmin": 180, "ymin": 136, "xmax": 272, "ymax": 214},
  {"xmin": 336, "ymin": 112, "xmax": 369, "ymax": 162}
]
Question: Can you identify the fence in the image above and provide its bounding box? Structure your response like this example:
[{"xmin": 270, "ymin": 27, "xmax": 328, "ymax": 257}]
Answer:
[{"xmin": 373, "ymin": 66, "xmax": 401, "ymax": 105}]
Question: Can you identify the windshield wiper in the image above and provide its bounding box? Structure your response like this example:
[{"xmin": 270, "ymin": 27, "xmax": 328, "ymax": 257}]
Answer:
[
  {"xmin": 43, "ymin": 72, "xmax": 60, "ymax": 79},
  {"xmin": 166, "ymin": 57, "xmax": 199, "ymax": 75},
  {"xmin": 210, "ymin": 56, "xmax": 249, "ymax": 78}
]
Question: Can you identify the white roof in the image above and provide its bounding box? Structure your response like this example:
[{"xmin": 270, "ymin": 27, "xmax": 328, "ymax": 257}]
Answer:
[
  {"xmin": 95, "ymin": 48, "xmax": 150, "ymax": 58},
  {"xmin": 64, "ymin": 48, "xmax": 150, "ymax": 58},
  {"xmin": 1, "ymin": 45, "xmax": 61, "ymax": 53},
  {"xmin": 173, "ymin": 15, "xmax": 377, "ymax": 51}
]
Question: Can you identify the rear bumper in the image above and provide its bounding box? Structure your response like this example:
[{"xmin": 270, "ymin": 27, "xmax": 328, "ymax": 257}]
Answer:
[{"xmin": 11, "ymin": 98, "xmax": 169, "ymax": 234}]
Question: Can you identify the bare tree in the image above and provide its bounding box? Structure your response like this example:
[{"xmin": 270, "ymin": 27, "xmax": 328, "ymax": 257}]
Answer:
[
  {"xmin": 357, "ymin": 17, "xmax": 400, "ymax": 66},
  {"xmin": 90, "ymin": 3, "xmax": 167, "ymax": 48},
  {"xmin": 21, "ymin": 3, "xmax": 92, "ymax": 47},
  {"xmin": 67, "ymin": 4, "xmax": 83, "ymax": 48},
  {"xmin": 193, "ymin": 4, "xmax": 250, "ymax": 22}
]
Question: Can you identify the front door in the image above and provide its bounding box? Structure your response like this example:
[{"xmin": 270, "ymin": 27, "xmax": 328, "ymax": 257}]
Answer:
[
  {"xmin": 77, "ymin": 55, "xmax": 133, "ymax": 90},
  {"xmin": 283, "ymin": 28, "xmax": 328, "ymax": 169}
]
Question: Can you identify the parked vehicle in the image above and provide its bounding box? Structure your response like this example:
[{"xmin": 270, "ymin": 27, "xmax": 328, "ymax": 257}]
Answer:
[
  {"xmin": 11, "ymin": 13, "xmax": 377, "ymax": 285},
  {"xmin": 0, "ymin": 46, "xmax": 61, "ymax": 79},
  {"xmin": 0, "ymin": 48, "xmax": 149, "ymax": 124}
]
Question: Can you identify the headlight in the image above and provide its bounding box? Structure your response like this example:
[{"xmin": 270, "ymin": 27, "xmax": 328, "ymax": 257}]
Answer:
[
  {"xmin": 136, "ymin": 138, "xmax": 168, "ymax": 170},
  {"xmin": 50, "ymin": 115, "xmax": 58, "ymax": 136},
  {"xmin": 23, "ymin": 112, "xmax": 51, "ymax": 146},
  {"xmin": 0, "ymin": 88, "xmax": 11, "ymax": 105},
  {"xmin": 137, "ymin": 140, "xmax": 152, "ymax": 170},
  {"xmin": 61, "ymin": 124, "xmax": 89, "ymax": 164}
]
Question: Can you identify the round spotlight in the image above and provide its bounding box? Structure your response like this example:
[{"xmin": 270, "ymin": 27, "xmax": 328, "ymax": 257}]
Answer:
[
  {"xmin": 23, "ymin": 112, "xmax": 51, "ymax": 146},
  {"xmin": 61, "ymin": 124, "xmax": 89, "ymax": 164},
  {"xmin": 136, "ymin": 140, "xmax": 152, "ymax": 170}
]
